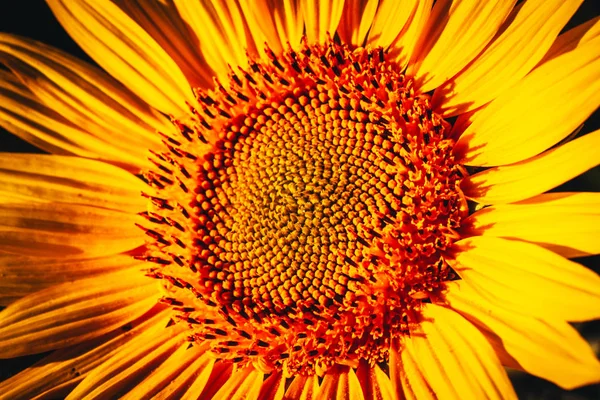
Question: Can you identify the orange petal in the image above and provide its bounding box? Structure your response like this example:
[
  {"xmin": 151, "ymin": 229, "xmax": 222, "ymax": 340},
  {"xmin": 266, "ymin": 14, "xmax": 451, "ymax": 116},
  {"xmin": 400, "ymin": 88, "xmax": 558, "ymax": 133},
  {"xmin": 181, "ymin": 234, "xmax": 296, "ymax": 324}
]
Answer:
[
  {"xmin": 154, "ymin": 349, "xmax": 216, "ymax": 400},
  {"xmin": 366, "ymin": 0, "xmax": 419, "ymax": 50},
  {"xmin": 120, "ymin": 342, "xmax": 210, "ymax": 400},
  {"xmin": 283, "ymin": 374, "xmax": 320, "ymax": 400},
  {"xmin": 409, "ymin": 0, "xmax": 517, "ymax": 92},
  {"xmin": 118, "ymin": 0, "xmax": 213, "ymax": 90},
  {"xmin": 317, "ymin": 365, "xmax": 365, "ymax": 400},
  {"xmin": 0, "ymin": 70, "xmax": 151, "ymax": 171},
  {"xmin": 0, "ymin": 253, "xmax": 144, "ymax": 305},
  {"xmin": 462, "ymin": 129, "xmax": 600, "ymax": 204},
  {"xmin": 173, "ymin": 0, "xmax": 253, "ymax": 79},
  {"xmin": 436, "ymin": 0, "xmax": 582, "ymax": 116},
  {"xmin": 402, "ymin": 303, "xmax": 517, "ymax": 399},
  {"xmin": 445, "ymin": 281, "xmax": 600, "ymax": 389},
  {"xmin": 455, "ymin": 31, "xmax": 600, "ymax": 166},
  {"xmin": 388, "ymin": 0, "xmax": 432, "ymax": 70},
  {"xmin": 463, "ymin": 192, "xmax": 600, "ymax": 258},
  {"xmin": 46, "ymin": 0, "xmax": 192, "ymax": 116},
  {"xmin": 390, "ymin": 340, "xmax": 436, "ymax": 400},
  {"xmin": 189, "ymin": 362, "xmax": 233, "ymax": 400},
  {"xmin": 257, "ymin": 371, "xmax": 286, "ymax": 400},
  {"xmin": 356, "ymin": 361, "xmax": 396, "ymax": 400},
  {"xmin": 210, "ymin": 366, "xmax": 264, "ymax": 400},
  {"xmin": 67, "ymin": 324, "xmax": 185, "ymax": 399},
  {"xmin": 0, "ymin": 270, "xmax": 158, "ymax": 358},
  {"xmin": 337, "ymin": 0, "xmax": 378, "ymax": 46},
  {"xmin": 450, "ymin": 236, "xmax": 600, "ymax": 322},
  {"xmin": 0, "ymin": 202, "xmax": 144, "ymax": 257},
  {"xmin": 0, "ymin": 307, "xmax": 169, "ymax": 399},
  {"xmin": 301, "ymin": 0, "xmax": 345, "ymax": 44},
  {"xmin": 0, "ymin": 154, "xmax": 147, "ymax": 212}
]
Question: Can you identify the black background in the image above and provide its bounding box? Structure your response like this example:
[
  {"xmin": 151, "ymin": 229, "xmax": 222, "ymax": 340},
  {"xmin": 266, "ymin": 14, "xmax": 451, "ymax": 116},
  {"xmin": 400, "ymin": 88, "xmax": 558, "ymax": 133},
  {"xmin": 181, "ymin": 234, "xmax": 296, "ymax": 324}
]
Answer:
[{"xmin": 0, "ymin": 1, "xmax": 599, "ymax": 398}]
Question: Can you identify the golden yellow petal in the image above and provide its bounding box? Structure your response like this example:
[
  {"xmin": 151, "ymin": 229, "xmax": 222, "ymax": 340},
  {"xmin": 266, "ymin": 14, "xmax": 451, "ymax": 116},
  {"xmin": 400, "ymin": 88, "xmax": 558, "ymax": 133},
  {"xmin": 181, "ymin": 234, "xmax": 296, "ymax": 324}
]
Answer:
[
  {"xmin": 173, "ymin": 0, "xmax": 252, "ymax": 79},
  {"xmin": 462, "ymin": 129, "xmax": 600, "ymax": 204},
  {"xmin": 388, "ymin": 0, "xmax": 432, "ymax": 70},
  {"xmin": 446, "ymin": 281, "xmax": 600, "ymax": 389},
  {"xmin": 409, "ymin": 0, "xmax": 517, "ymax": 92},
  {"xmin": 317, "ymin": 365, "xmax": 365, "ymax": 400},
  {"xmin": 436, "ymin": 0, "xmax": 582, "ymax": 116},
  {"xmin": 403, "ymin": 303, "xmax": 517, "ymax": 400},
  {"xmin": 366, "ymin": 0, "xmax": 418, "ymax": 50},
  {"xmin": 0, "ymin": 202, "xmax": 144, "ymax": 257},
  {"xmin": 0, "ymin": 70, "xmax": 150, "ymax": 170},
  {"xmin": 356, "ymin": 361, "xmax": 396, "ymax": 400},
  {"xmin": 337, "ymin": 0, "xmax": 378, "ymax": 46},
  {"xmin": 0, "ymin": 308, "xmax": 170, "ymax": 400},
  {"xmin": 540, "ymin": 15, "xmax": 600, "ymax": 64},
  {"xmin": 450, "ymin": 237, "xmax": 600, "ymax": 322},
  {"xmin": 390, "ymin": 340, "xmax": 436, "ymax": 400},
  {"xmin": 66, "ymin": 324, "xmax": 185, "ymax": 399},
  {"xmin": 283, "ymin": 374, "xmax": 320, "ymax": 400},
  {"xmin": 117, "ymin": 0, "xmax": 213, "ymax": 89},
  {"xmin": 0, "ymin": 154, "xmax": 147, "ymax": 213},
  {"xmin": 464, "ymin": 192, "xmax": 600, "ymax": 258},
  {"xmin": 154, "ymin": 350, "xmax": 215, "ymax": 400},
  {"xmin": 185, "ymin": 362, "xmax": 233, "ymax": 400},
  {"xmin": 210, "ymin": 366, "xmax": 264, "ymax": 400},
  {"xmin": 120, "ymin": 342, "xmax": 210, "ymax": 400},
  {"xmin": 0, "ymin": 253, "xmax": 144, "ymax": 305},
  {"xmin": 46, "ymin": 0, "xmax": 192, "ymax": 116},
  {"xmin": 257, "ymin": 371, "xmax": 286, "ymax": 400},
  {"xmin": 301, "ymin": 0, "xmax": 346, "ymax": 44},
  {"xmin": 0, "ymin": 270, "xmax": 158, "ymax": 359},
  {"xmin": 455, "ymin": 33, "xmax": 600, "ymax": 166}
]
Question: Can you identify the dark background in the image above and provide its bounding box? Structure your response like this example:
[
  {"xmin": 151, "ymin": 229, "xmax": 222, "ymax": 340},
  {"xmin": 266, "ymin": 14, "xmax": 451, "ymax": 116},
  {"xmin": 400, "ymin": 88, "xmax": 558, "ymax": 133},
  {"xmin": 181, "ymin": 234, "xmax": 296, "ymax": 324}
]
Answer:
[{"xmin": 0, "ymin": 1, "xmax": 599, "ymax": 398}]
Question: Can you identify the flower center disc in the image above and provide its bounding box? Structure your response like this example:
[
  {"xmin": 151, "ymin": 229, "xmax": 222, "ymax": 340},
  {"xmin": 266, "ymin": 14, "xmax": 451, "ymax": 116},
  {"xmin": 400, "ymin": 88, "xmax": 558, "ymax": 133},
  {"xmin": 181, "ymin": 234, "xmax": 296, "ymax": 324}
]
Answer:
[{"xmin": 141, "ymin": 39, "xmax": 467, "ymax": 375}]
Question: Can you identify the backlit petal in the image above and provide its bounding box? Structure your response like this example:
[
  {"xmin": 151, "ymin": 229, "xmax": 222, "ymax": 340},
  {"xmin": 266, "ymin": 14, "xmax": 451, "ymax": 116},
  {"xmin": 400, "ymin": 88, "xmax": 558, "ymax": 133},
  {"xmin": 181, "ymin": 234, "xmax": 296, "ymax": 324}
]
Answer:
[
  {"xmin": 366, "ymin": 0, "xmax": 419, "ymax": 50},
  {"xmin": 258, "ymin": 372, "xmax": 286, "ymax": 400},
  {"xmin": 0, "ymin": 308, "xmax": 169, "ymax": 400},
  {"xmin": 388, "ymin": 0, "xmax": 431, "ymax": 69},
  {"xmin": 464, "ymin": 192, "xmax": 600, "ymax": 257},
  {"xmin": 0, "ymin": 202, "xmax": 144, "ymax": 257},
  {"xmin": 0, "ymin": 270, "xmax": 158, "ymax": 358},
  {"xmin": 455, "ymin": 32, "xmax": 600, "ymax": 166},
  {"xmin": 301, "ymin": 0, "xmax": 345, "ymax": 44},
  {"xmin": 409, "ymin": 0, "xmax": 516, "ymax": 92},
  {"xmin": 462, "ymin": 129, "xmax": 600, "ymax": 204},
  {"xmin": 283, "ymin": 375, "xmax": 320, "ymax": 400},
  {"xmin": 446, "ymin": 281, "xmax": 600, "ymax": 389},
  {"xmin": 540, "ymin": 15, "xmax": 600, "ymax": 64},
  {"xmin": 46, "ymin": 0, "xmax": 192, "ymax": 116},
  {"xmin": 318, "ymin": 365, "xmax": 365, "ymax": 400},
  {"xmin": 402, "ymin": 303, "xmax": 516, "ymax": 400},
  {"xmin": 211, "ymin": 366, "xmax": 264, "ymax": 400},
  {"xmin": 436, "ymin": 0, "xmax": 582, "ymax": 116},
  {"xmin": 450, "ymin": 236, "xmax": 600, "ymax": 322},
  {"xmin": 356, "ymin": 361, "xmax": 396, "ymax": 400},
  {"xmin": 338, "ymin": 0, "xmax": 378, "ymax": 46}
]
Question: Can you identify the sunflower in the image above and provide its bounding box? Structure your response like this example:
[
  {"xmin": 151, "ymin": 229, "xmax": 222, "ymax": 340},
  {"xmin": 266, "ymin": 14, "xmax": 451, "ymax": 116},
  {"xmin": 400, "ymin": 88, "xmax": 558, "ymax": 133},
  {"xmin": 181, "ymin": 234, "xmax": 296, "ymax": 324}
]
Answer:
[{"xmin": 0, "ymin": 0, "xmax": 599, "ymax": 398}]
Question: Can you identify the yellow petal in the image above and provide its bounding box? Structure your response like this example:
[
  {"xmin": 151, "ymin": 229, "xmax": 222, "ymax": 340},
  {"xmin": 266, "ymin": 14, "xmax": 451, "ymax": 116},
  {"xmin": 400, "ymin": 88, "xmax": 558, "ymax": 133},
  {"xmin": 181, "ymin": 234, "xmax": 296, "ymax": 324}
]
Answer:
[
  {"xmin": 337, "ymin": 0, "xmax": 378, "ymax": 46},
  {"xmin": 388, "ymin": 0, "xmax": 432, "ymax": 70},
  {"xmin": 366, "ymin": 0, "xmax": 419, "ymax": 50},
  {"xmin": 283, "ymin": 374, "xmax": 320, "ymax": 400},
  {"xmin": 450, "ymin": 236, "xmax": 600, "ymax": 322},
  {"xmin": 118, "ymin": 0, "xmax": 214, "ymax": 89},
  {"xmin": 356, "ymin": 361, "xmax": 396, "ymax": 400},
  {"xmin": 409, "ymin": 0, "xmax": 517, "ymax": 92},
  {"xmin": 301, "ymin": 0, "xmax": 346, "ymax": 44},
  {"xmin": 445, "ymin": 281, "xmax": 600, "ymax": 389},
  {"xmin": 455, "ymin": 32, "xmax": 600, "ymax": 166},
  {"xmin": 0, "ymin": 70, "xmax": 151, "ymax": 170},
  {"xmin": 173, "ymin": 0, "xmax": 252, "ymax": 79},
  {"xmin": 154, "ymin": 349, "xmax": 215, "ymax": 400},
  {"xmin": 46, "ymin": 0, "xmax": 192, "ymax": 116},
  {"xmin": 120, "ymin": 342, "xmax": 210, "ymax": 400},
  {"xmin": 186, "ymin": 362, "xmax": 233, "ymax": 400},
  {"xmin": 239, "ymin": 0, "xmax": 303, "ymax": 56},
  {"xmin": 0, "ymin": 154, "xmax": 147, "ymax": 212},
  {"xmin": 462, "ymin": 129, "xmax": 600, "ymax": 204},
  {"xmin": 317, "ymin": 365, "xmax": 365, "ymax": 400},
  {"xmin": 0, "ymin": 253, "xmax": 144, "ymax": 305},
  {"xmin": 258, "ymin": 371, "xmax": 286, "ymax": 400},
  {"xmin": 403, "ymin": 303, "xmax": 517, "ymax": 400},
  {"xmin": 211, "ymin": 366, "xmax": 264, "ymax": 400},
  {"xmin": 67, "ymin": 325, "xmax": 185, "ymax": 399},
  {"xmin": 0, "ymin": 202, "xmax": 144, "ymax": 257},
  {"xmin": 390, "ymin": 340, "xmax": 436, "ymax": 400},
  {"xmin": 0, "ymin": 308, "xmax": 170, "ymax": 400},
  {"xmin": 436, "ymin": 0, "xmax": 583, "ymax": 116},
  {"xmin": 464, "ymin": 192, "xmax": 600, "ymax": 258},
  {"xmin": 0, "ymin": 270, "xmax": 158, "ymax": 358},
  {"xmin": 540, "ymin": 15, "xmax": 600, "ymax": 65}
]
